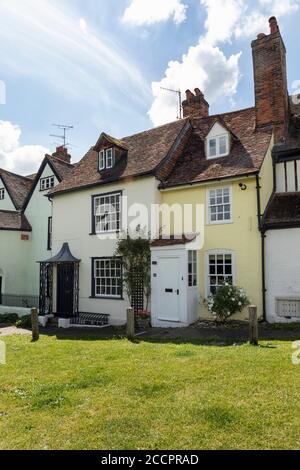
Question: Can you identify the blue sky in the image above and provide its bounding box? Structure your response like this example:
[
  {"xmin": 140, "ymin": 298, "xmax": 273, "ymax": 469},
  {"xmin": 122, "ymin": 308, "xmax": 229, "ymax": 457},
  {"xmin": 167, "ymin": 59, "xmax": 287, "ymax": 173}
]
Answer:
[{"xmin": 0, "ymin": 0, "xmax": 299, "ymax": 174}]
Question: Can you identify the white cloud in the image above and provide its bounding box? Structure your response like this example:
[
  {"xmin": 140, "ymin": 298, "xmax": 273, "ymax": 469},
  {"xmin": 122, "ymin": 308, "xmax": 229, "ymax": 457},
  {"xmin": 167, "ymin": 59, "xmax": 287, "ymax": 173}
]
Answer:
[
  {"xmin": 149, "ymin": 0, "xmax": 299, "ymax": 126},
  {"xmin": 79, "ymin": 18, "xmax": 87, "ymax": 33},
  {"xmin": 122, "ymin": 0, "xmax": 188, "ymax": 26},
  {"xmin": 0, "ymin": 121, "xmax": 49, "ymax": 175},
  {"xmin": 0, "ymin": 0, "xmax": 150, "ymax": 112}
]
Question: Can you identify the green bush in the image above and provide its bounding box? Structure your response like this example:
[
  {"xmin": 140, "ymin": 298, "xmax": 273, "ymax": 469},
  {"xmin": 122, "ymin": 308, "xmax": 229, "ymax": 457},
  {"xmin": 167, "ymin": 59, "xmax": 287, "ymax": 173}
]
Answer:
[
  {"xmin": 15, "ymin": 315, "xmax": 32, "ymax": 329},
  {"xmin": 206, "ymin": 283, "xmax": 250, "ymax": 323},
  {"xmin": 0, "ymin": 313, "xmax": 19, "ymax": 324}
]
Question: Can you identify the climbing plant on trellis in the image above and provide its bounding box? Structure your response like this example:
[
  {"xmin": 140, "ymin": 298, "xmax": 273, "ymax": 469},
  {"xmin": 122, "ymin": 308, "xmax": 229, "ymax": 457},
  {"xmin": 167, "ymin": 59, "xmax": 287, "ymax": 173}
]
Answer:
[{"xmin": 115, "ymin": 233, "xmax": 151, "ymax": 316}]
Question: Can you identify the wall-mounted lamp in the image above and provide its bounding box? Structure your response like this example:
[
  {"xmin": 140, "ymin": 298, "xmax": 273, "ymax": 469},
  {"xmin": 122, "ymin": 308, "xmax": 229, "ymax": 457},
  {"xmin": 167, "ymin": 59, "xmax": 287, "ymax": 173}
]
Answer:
[{"xmin": 239, "ymin": 183, "xmax": 248, "ymax": 191}]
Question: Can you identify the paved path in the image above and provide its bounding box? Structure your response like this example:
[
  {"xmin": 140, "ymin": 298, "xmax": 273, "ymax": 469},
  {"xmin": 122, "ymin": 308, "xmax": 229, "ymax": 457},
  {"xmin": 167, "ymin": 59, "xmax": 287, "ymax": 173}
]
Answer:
[{"xmin": 0, "ymin": 326, "xmax": 31, "ymax": 337}]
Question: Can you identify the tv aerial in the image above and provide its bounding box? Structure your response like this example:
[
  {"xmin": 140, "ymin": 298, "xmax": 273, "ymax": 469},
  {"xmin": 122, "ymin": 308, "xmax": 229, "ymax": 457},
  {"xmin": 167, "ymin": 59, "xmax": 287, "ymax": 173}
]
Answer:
[{"xmin": 160, "ymin": 87, "xmax": 182, "ymax": 120}]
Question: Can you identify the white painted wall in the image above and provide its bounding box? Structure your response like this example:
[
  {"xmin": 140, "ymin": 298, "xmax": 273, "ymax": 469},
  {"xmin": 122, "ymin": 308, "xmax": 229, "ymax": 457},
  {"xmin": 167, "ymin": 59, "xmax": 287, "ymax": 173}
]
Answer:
[
  {"xmin": 0, "ymin": 177, "xmax": 15, "ymax": 211},
  {"xmin": 266, "ymin": 228, "xmax": 300, "ymax": 323},
  {"xmin": 0, "ymin": 231, "xmax": 31, "ymax": 296},
  {"xmin": 52, "ymin": 176, "xmax": 161, "ymax": 325},
  {"xmin": 24, "ymin": 164, "xmax": 58, "ymax": 296},
  {"xmin": 276, "ymin": 160, "xmax": 300, "ymax": 192}
]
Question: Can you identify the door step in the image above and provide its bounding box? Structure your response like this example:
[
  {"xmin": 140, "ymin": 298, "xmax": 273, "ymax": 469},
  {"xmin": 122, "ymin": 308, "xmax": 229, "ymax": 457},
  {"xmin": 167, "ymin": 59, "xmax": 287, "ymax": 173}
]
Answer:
[{"xmin": 70, "ymin": 312, "xmax": 110, "ymax": 327}]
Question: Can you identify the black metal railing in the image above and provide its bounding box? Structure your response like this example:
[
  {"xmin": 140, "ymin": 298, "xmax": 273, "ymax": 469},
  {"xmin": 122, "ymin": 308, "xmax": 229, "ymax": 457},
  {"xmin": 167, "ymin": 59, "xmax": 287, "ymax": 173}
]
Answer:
[{"xmin": 0, "ymin": 294, "xmax": 39, "ymax": 309}]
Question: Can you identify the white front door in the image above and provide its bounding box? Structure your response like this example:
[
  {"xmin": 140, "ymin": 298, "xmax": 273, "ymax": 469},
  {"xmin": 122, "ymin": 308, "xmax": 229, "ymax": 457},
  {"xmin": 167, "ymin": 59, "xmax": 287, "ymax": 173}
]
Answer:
[{"xmin": 157, "ymin": 256, "xmax": 181, "ymax": 322}]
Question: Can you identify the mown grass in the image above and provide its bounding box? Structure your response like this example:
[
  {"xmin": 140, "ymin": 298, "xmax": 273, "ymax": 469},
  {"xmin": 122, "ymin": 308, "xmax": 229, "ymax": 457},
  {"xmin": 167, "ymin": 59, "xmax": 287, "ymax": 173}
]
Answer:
[{"xmin": 0, "ymin": 334, "xmax": 299, "ymax": 450}]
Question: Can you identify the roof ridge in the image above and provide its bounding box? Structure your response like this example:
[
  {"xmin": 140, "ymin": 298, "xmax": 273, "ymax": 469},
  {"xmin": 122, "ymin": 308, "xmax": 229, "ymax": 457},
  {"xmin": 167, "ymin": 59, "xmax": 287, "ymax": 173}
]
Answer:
[
  {"xmin": 192, "ymin": 106, "xmax": 255, "ymax": 121},
  {"xmin": 0, "ymin": 167, "xmax": 33, "ymax": 181},
  {"xmin": 121, "ymin": 117, "xmax": 189, "ymax": 141},
  {"xmin": 47, "ymin": 155, "xmax": 74, "ymax": 167}
]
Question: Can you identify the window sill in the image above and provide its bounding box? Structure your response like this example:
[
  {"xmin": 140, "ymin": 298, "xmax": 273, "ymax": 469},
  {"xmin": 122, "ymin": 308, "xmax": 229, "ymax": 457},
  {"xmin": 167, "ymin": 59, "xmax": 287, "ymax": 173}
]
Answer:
[
  {"xmin": 90, "ymin": 231, "xmax": 121, "ymax": 236},
  {"xmin": 89, "ymin": 296, "xmax": 124, "ymax": 301},
  {"xmin": 207, "ymin": 220, "xmax": 233, "ymax": 226}
]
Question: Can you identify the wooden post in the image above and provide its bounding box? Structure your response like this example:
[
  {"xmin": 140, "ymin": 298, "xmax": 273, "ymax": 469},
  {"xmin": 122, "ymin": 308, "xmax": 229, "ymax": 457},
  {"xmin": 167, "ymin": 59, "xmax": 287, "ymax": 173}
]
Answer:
[
  {"xmin": 249, "ymin": 305, "xmax": 258, "ymax": 346},
  {"xmin": 126, "ymin": 308, "xmax": 135, "ymax": 339},
  {"xmin": 31, "ymin": 308, "xmax": 39, "ymax": 342}
]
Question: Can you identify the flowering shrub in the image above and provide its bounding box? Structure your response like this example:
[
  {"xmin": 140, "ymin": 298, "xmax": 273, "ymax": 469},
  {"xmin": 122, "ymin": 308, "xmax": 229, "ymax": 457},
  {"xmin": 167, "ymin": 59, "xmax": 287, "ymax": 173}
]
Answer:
[
  {"xmin": 137, "ymin": 310, "xmax": 151, "ymax": 319},
  {"xmin": 205, "ymin": 283, "xmax": 250, "ymax": 323}
]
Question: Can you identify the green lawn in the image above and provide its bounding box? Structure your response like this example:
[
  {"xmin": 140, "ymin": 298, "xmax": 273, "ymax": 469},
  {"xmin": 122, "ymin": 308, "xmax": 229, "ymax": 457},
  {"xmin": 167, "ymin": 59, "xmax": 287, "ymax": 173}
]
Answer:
[{"xmin": 0, "ymin": 334, "xmax": 299, "ymax": 450}]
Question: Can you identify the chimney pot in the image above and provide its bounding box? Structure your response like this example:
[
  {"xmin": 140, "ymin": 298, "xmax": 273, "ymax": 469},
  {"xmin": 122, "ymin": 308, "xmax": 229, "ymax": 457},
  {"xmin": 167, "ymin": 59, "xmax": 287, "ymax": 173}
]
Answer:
[
  {"xmin": 56, "ymin": 145, "xmax": 67, "ymax": 154},
  {"xmin": 185, "ymin": 89, "xmax": 194, "ymax": 100},
  {"xmin": 269, "ymin": 16, "xmax": 279, "ymax": 34},
  {"xmin": 52, "ymin": 146, "xmax": 71, "ymax": 164},
  {"xmin": 182, "ymin": 87, "xmax": 209, "ymax": 119}
]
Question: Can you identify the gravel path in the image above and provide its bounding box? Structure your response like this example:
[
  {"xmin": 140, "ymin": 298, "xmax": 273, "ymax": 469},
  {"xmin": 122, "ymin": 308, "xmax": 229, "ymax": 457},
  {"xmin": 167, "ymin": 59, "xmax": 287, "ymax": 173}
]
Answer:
[{"xmin": 0, "ymin": 326, "xmax": 31, "ymax": 337}]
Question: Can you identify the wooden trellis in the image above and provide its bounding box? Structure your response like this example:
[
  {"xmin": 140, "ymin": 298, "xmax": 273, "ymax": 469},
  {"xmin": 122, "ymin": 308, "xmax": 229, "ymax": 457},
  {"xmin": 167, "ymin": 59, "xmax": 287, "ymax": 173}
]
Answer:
[{"xmin": 131, "ymin": 267, "xmax": 144, "ymax": 316}]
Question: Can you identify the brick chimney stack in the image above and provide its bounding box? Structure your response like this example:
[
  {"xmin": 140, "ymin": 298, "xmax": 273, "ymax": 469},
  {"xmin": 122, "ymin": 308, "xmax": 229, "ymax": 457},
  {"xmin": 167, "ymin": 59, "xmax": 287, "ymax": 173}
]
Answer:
[
  {"xmin": 252, "ymin": 17, "xmax": 289, "ymax": 142},
  {"xmin": 52, "ymin": 146, "xmax": 71, "ymax": 164},
  {"xmin": 182, "ymin": 88, "xmax": 209, "ymax": 119}
]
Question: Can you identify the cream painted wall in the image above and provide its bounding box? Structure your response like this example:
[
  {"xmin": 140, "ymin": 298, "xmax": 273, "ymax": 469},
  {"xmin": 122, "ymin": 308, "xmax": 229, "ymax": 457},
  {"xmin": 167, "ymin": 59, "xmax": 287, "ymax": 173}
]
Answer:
[
  {"xmin": 0, "ymin": 231, "xmax": 31, "ymax": 297},
  {"xmin": 0, "ymin": 177, "xmax": 15, "ymax": 211},
  {"xmin": 52, "ymin": 176, "xmax": 162, "ymax": 325},
  {"xmin": 161, "ymin": 177, "xmax": 264, "ymax": 320},
  {"xmin": 24, "ymin": 164, "xmax": 58, "ymax": 296}
]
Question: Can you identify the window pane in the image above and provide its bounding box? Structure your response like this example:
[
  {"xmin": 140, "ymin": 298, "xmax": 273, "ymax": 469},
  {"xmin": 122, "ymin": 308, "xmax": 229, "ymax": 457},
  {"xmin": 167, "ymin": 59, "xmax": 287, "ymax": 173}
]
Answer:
[
  {"xmin": 94, "ymin": 258, "xmax": 122, "ymax": 298},
  {"xmin": 209, "ymin": 139, "xmax": 217, "ymax": 157},
  {"xmin": 208, "ymin": 253, "xmax": 233, "ymax": 295},
  {"xmin": 219, "ymin": 135, "xmax": 228, "ymax": 155},
  {"xmin": 209, "ymin": 188, "xmax": 231, "ymax": 223},
  {"xmin": 94, "ymin": 192, "xmax": 121, "ymax": 233}
]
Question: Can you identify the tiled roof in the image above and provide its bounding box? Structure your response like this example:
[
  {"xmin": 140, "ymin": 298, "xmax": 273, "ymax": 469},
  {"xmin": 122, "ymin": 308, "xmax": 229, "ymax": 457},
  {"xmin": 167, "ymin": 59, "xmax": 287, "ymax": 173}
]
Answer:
[
  {"xmin": 0, "ymin": 169, "xmax": 33, "ymax": 210},
  {"xmin": 0, "ymin": 210, "xmax": 32, "ymax": 231},
  {"xmin": 160, "ymin": 108, "xmax": 273, "ymax": 188},
  {"xmin": 47, "ymin": 155, "xmax": 75, "ymax": 181},
  {"xmin": 151, "ymin": 234, "xmax": 197, "ymax": 247},
  {"xmin": 49, "ymin": 119, "xmax": 190, "ymax": 196},
  {"xmin": 264, "ymin": 193, "xmax": 300, "ymax": 229}
]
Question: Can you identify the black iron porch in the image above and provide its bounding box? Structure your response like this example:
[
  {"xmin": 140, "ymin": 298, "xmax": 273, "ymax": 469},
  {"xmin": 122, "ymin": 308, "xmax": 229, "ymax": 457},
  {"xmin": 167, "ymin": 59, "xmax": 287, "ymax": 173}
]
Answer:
[{"xmin": 39, "ymin": 243, "xmax": 109, "ymax": 327}]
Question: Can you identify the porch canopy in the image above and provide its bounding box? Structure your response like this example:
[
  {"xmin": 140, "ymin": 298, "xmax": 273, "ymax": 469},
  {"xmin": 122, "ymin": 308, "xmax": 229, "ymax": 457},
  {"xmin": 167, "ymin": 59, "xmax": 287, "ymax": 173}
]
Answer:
[{"xmin": 39, "ymin": 243, "xmax": 80, "ymax": 318}]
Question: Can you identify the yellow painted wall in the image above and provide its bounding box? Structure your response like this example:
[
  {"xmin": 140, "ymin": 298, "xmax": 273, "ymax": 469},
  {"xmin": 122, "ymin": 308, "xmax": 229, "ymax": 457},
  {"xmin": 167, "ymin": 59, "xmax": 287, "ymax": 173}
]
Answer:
[
  {"xmin": 162, "ymin": 184, "xmax": 262, "ymax": 319},
  {"xmin": 160, "ymin": 138, "xmax": 274, "ymax": 321},
  {"xmin": 259, "ymin": 136, "xmax": 274, "ymax": 212}
]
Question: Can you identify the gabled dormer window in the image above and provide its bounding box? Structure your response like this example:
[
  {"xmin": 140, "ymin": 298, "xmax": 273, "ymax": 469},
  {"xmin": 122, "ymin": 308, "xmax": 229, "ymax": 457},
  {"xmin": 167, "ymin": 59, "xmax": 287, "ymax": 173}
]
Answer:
[
  {"xmin": 0, "ymin": 188, "xmax": 5, "ymax": 200},
  {"xmin": 99, "ymin": 148, "xmax": 115, "ymax": 171},
  {"xmin": 40, "ymin": 176, "xmax": 55, "ymax": 191},
  {"xmin": 207, "ymin": 134, "xmax": 229, "ymax": 159},
  {"xmin": 206, "ymin": 122, "xmax": 230, "ymax": 159}
]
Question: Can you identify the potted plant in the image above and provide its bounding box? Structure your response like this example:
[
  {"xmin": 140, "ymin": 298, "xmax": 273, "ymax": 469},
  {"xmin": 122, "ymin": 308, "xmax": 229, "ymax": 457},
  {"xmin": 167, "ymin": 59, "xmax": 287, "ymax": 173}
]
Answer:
[{"xmin": 136, "ymin": 310, "xmax": 151, "ymax": 330}]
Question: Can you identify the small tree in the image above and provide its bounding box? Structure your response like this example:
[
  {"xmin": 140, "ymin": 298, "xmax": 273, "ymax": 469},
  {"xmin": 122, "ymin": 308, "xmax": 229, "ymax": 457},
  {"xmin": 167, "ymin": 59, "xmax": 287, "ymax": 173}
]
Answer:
[
  {"xmin": 115, "ymin": 233, "xmax": 151, "ymax": 311},
  {"xmin": 205, "ymin": 283, "xmax": 250, "ymax": 324}
]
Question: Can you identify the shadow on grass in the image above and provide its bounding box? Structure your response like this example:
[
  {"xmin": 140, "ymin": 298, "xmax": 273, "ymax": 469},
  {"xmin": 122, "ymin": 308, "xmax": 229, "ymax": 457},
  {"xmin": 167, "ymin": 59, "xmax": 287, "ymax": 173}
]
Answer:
[{"xmin": 37, "ymin": 324, "xmax": 300, "ymax": 346}]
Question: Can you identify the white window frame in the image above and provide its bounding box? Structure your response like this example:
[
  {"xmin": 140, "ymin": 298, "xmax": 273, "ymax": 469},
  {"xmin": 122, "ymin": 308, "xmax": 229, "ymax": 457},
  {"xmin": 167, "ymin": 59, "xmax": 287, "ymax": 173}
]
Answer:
[
  {"xmin": 207, "ymin": 133, "xmax": 229, "ymax": 159},
  {"xmin": 99, "ymin": 150, "xmax": 106, "ymax": 171},
  {"xmin": 205, "ymin": 250, "xmax": 235, "ymax": 297},
  {"xmin": 0, "ymin": 188, "xmax": 5, "ymax": 200},
  {"xmin": 98, "ymin": 148, "xmax": 115, "ymax": 171},
  {"xmin": 40, "ymin": 176, "xmax": 55, "ymax": 191},
  {"xmin": 188, "ymin": 251, "xmax": 198, "ymax": 288},
  {"xmin": 207, "ymin": 186, "xmax": 233, "ymax": 225},
  {"xmin": 93, "ymin": 191, "xmax": 122, "ymax": 234},
  {"xmin": 93, "ymin": 257, "xmax": 123, "ymax": 299}
]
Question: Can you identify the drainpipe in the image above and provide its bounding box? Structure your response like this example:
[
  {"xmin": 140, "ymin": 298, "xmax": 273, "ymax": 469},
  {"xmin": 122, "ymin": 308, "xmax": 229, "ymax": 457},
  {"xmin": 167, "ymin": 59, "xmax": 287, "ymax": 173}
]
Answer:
[{"xmin": 255, "ymin": 174, "xmax": 266, "ymax": 321}]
